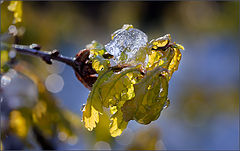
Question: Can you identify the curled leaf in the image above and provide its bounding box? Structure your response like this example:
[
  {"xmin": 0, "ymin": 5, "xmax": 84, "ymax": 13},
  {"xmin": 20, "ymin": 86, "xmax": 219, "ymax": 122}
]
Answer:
[
  {"xmin": 122, "ymin": 67, "xmax": 169, "ymax": 124},
  {"xmin": 168, "ymin": 47, "xmax": 182, "ymax": 78},
  {"xmin": 175, "ymin": 44, "xmax": 185, "ymax": 50},
  {"xmin": 100, "ymin": 67, "xmax": 142, "ymax": 107},
  {"xmin": 109, "ymin": 110, "xmax": 128, "ymax": 137},
  {"xmin": 82, "ymin": 70, "xmax": 113, "ymax": 131}
]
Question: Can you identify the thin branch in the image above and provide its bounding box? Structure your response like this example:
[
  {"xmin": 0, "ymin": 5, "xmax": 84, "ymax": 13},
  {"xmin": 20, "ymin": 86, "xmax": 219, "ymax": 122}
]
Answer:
[
  {"xmin": 13, "ymin": 44, "xmax": 75, "ymax": 66},
  {"xmin": 1, "ymin": 43, "xmax": 82, "ymax": 75}
]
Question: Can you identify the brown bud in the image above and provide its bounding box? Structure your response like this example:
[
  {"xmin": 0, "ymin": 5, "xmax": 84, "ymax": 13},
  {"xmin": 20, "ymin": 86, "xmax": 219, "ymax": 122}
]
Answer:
[{"xmin": 74, "ymin": 49, "xmax": 97, "ymax": 90}]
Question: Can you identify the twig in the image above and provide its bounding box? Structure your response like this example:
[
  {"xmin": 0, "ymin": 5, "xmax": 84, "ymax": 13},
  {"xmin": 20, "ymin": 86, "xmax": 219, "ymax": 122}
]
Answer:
[
  {"xmin": 13, "ymin": 44, "xmax": 75, "ymax": 66},
  {"xmin": 1, "ymin": 43, "xmax": 82, "ymax": 77}
]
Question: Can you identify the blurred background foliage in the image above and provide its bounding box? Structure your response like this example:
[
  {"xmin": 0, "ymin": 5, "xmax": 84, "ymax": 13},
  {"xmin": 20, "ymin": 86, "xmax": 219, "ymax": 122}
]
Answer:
[{"xmin": 1, "ymin": 1, "xmax": 239, "ymax": 150}]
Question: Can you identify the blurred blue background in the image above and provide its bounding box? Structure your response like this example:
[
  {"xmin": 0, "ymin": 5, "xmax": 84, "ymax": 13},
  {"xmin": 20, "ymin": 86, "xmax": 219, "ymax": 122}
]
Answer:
[{"xmin": 1, "ymin": 1, "xmax": 239, "ymax": 150}]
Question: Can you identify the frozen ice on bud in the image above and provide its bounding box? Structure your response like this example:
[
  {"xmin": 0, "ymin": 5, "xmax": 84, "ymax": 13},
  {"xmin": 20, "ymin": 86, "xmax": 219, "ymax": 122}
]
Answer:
[{"xmin": 105, "ymin": 24, "xmax": 148, "ymax": 66}]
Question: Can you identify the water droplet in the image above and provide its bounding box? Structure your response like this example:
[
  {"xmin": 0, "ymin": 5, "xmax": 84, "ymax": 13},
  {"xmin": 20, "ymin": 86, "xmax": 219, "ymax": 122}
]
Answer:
[
  {"xmin": 80, "ymin": 104, "xmax": 86, "ymax": 112},
  {"xmin": 163, "ymin": 98, "xmax": 170, "ymax": 109},
  {"xmin": 67, "ymin": 136, "xmax": 78, "ymax": 145}
]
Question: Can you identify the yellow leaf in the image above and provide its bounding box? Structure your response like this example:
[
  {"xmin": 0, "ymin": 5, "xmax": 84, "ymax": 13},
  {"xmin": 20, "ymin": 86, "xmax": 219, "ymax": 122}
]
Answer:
[
  {"xmin": 83, "ymin": 106, "xmax": 99, "ymax": 131},
  {"xmin": 168, "ymin": 48, "xmax": 182, "ymax": 79},
  {"xmin": 92, "ymin": 56, "xmax": 110, "ymax": 73},
  {"xmin": 176, "ymin": 44, "xmax": 185, "ymax": 50},
  {"xmin": 109, "ymin": 110, "xmax": 128, "ymax": 137},
  {"xmin": 146, "ymin": 51, "xmax": 163, "ymax": 69},
  {"xmin": 82, "ymin": 70, "xmax": 113, "ymax": 131},
  {"xmin": 87, "ymin": 41, "xmax": 110, "ymax": 74},
  {"xmin": 9, "ymin": 110, "xmax": 28, "ymax": 138},
  {"xmin": 100, "ymin": 67, "xmax": 141, "ymax": 108},
  {"xmin": 1, "ymin": 50, "xmax": 8, "ymax": 72},
  {"xmin": 8, "ymin": 1, "xmax": 22, "ymax": 23},
  {"xmin": 32, "ymin": 101, "xmax": 47, "ymax": 122},
  {"xmin": 150, "ymin": 34, "xmax": 171, "ymax": 50},
  {"xmin": 0, "ymin": 141, "xmax": 3, "ymax": 151},
  {"xmin": 126, "ymin": 67, "xmax": 169, "ymax": 124},
  {"xmin": 95, "ymin": 111, "xmax": 112, "ymax": 142},
  {"xmin": 110, "ymin": 106, "xmax": 117, "ymax": 115}
]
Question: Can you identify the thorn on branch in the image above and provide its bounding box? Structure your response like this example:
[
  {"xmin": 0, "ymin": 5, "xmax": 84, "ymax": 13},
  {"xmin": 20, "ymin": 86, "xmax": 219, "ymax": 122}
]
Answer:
[
  {"xmin": 42, "ymin": 49, "xmax": 60, "ymax": 64},
  {"xmin": 50, "ymin": 49, "xmax": 59, "ymax": 57},
  {"xmin": 30, "ymin": 43, "xmax": 41, "ymax": 50},
  {"xmin": 42, "ymin": 56, "xmax": 52, "ymax": 64}
]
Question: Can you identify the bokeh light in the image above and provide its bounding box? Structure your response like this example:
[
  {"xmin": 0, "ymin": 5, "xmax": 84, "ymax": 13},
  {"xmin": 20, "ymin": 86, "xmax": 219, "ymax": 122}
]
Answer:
[
  {"xmin": 1, "ymin": 69, "xmax": 17, "ymax": 87},
  {"xmin": 45, "ymin": 73, "xmax": 64, "ymax": 93},
  {"xmin": 1, "ymin": 75, "xmax": 11, "ymax": 87},
  {"xmin": 67, "ymin": 136, "xmax": 78, "ymax": 145},
  {"xmin": 58, "ymin": 131, "xmax": 68, "ymax": 142},
  {"xmin": 93, "ymin": 141, "xmax": 111, "ymax": 150}
]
